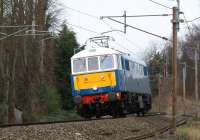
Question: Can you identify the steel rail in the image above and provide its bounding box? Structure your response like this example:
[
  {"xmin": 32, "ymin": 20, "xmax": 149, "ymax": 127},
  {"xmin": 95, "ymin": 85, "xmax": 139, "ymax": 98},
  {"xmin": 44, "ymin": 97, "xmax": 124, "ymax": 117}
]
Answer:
[
  {"xmin": 0, "ymin": 112, "xmax": 165, "ymax": 129},
  {"xmin": 123, "ymin": 116, "xmax": 188, "ymax": 140}
]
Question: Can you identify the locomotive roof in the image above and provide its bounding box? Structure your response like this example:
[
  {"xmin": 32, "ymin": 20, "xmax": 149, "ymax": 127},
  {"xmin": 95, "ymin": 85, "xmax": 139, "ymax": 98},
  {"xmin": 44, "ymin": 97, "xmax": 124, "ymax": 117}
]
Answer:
[
  {"xmin": 71, "ymin": 47, "xmax": 121, "ymax": 59},
  {"xmin": 71, "ymin": 46, "xmax": 146, "ymax": 66}
]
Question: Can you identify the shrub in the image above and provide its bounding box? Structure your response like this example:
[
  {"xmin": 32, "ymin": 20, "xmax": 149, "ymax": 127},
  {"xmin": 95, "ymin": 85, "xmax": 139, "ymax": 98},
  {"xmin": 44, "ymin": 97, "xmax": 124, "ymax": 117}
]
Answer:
[{"xmin": 37, "ymin": 85, "xmax": 61, "ymax": 114}]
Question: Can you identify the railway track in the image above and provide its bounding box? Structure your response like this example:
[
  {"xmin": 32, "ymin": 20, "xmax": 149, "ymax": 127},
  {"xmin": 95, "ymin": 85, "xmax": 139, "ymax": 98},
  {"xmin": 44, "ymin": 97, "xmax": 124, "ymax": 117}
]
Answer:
[
  {"xmin": 0, "ymin": 112, "xmax": 165, "ymax": 129},
  {"xmin": 2, "ymin": 112, "xmax": 187, "ymax": 140},
  {"xmin": 123, "ymin": 116, "xmax": 188, "ymax": 140}
]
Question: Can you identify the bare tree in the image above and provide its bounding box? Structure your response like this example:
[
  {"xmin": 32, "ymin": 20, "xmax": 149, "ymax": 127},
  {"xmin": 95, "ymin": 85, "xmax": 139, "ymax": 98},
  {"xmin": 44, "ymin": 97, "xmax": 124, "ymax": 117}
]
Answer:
[{"xmin": 0, "ymin": 0, "xmax": 58, "ymax": 124}]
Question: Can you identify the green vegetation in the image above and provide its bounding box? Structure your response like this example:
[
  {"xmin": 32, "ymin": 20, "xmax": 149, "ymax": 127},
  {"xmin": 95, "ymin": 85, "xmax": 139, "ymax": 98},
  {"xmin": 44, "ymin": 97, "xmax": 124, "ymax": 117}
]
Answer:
[
  {"xmin": 24, "ymin": 85, "xmax": 82, "ymax": 123},
  {"xmin": 25, "ymin": 24, "xmax": 80, "ymax": 123},
  {"xmin": 54, "ymin": 24, "xmax": 78, "ymax": 110},
  {"xmin": 23, "ymin": 110, "xmax": 81, "ymax": 123},
  {"xmin": 37, "ymin": 85, "xmax": 61, "ymax": 114},
  {"xmin": 45, "ymin": 110, "xmax": 82, "ymax": 122}
]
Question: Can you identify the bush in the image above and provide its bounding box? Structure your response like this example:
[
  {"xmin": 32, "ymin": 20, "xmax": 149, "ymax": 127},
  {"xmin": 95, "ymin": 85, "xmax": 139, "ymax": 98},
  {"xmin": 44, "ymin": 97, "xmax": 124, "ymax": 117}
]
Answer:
[
  {"xmin": 45, "ymin": 110, "xmax": 82, "ymax": 122},
  {"xmin": 37, "ymin": 85, "xmax": 61, "ymax": 114}
]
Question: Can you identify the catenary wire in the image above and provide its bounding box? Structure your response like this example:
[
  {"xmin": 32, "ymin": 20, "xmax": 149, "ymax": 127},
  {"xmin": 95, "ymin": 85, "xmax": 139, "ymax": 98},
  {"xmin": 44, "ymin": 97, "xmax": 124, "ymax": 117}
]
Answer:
[
  {"xmin": 66, "ymin": 21, "xmax": 136, "ymax": 55},
  {"xmin": 186, "ymin": 16, "xmax": 200, "ymax": 23},
  {"xmin": 147, "ymin": 0, "xmax": 172, "ymax": 10},
  {"xmin": 64, "ymin": 5, "xmax": 171, "ymax": 42},
  {"xmin": 101, "ymin": 20, "xmax": 143, "ymax": 49},
  {"xmin": 64, "ymin": 5, "xmax": 99, "ymax": 19},
  {"xmin": 63, "ymin": 5, "xmax": 140, "ymax": 55},
  {"xmin": 107, "ymin": 17, "xmax": 170, "ymax": 41},
  {"xmin": 182, "ymin": 13, "xmax": 193, "ymax": 37},
  {"xmin": 101, "ymin": 20, "xmax": 140, "ymax": 55},
  {"xmin": 63, "ymin": 5, "xmax": 172, "ymax": 54},
  {"xmin": 66, "ymin": 23, "xmax": 100, "ymax": 35}
]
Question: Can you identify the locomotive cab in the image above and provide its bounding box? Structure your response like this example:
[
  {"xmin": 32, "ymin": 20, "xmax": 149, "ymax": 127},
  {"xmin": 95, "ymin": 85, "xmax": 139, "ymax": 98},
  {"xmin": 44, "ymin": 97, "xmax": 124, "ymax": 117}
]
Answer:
[{"xmin": 71, "ymin": 47, "xmax": 120, "ymax": 100}]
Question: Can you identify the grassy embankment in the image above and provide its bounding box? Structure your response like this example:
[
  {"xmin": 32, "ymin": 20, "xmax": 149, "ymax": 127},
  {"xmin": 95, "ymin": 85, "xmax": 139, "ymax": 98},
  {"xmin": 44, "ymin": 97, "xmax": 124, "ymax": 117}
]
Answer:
[
  {"xmin": 162, "ymin": 118, "xmax": 200, "ymax": 140},
  {"xmin": 175, "ymin": 118, "xmax": 200, "ymax": 140}
]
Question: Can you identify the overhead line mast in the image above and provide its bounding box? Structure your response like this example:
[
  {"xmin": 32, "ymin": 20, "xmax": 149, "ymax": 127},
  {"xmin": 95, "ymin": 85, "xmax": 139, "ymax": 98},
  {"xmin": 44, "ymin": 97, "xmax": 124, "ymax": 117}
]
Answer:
[
  {"xmin": 171, "ymin": 6, "xmax": 179, "ymax": 134},
  {"xmin": 100, "ymin": 12, "xmax": 170, "ymax": 41}
]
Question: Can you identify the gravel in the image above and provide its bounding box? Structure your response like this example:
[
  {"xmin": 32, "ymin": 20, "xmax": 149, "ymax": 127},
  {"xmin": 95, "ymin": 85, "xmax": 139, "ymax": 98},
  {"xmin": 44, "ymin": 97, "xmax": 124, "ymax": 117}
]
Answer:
[{"xmin": 0, "ymin": 116, "xmax": 165, "ymax": 140}]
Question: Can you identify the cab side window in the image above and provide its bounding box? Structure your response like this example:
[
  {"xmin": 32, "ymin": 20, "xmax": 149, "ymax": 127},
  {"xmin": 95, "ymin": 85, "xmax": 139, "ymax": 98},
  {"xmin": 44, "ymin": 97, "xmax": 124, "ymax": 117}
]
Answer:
[
  {"xmin": 121, "ymin": 57, "xmax": 125, "ymax": 70},
  {"xmin": 125, "ymin": 59, "xmax": 130, "ymax": 71},
  {"xmin": 144, "ymin": 66, "xmax": 148, "ymax": 76}
]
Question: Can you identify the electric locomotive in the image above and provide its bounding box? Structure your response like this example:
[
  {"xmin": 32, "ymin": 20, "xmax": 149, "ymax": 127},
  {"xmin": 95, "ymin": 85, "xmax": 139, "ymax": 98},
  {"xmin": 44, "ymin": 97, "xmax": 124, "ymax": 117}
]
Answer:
[{"xmin": 71, "ymin": 36, "xmax": 152, "ymax": 118}]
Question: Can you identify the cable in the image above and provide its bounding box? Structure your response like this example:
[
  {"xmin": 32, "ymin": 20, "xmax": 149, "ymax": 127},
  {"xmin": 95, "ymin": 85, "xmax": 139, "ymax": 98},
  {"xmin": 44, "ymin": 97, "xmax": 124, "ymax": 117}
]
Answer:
[
  {"xmin": 147, "ymin": 0, "xmax": 172, "ymax": 10},
  {"xmin": 14, "ymin": 33, "xmax": 50, "ymax": 37},
  {"xmin": 114, "ymin": 41, "xmax": 136, "ymax": 55},
  {"xmin": 101, "ymin": 14, "xmax": 172, "ymax": 18},
  {"xmin": 66, "ymin": 22, "xmax": 134, "ymax": 54},
  {"xmin": 102, "ymin": 20, "xmax": 140, "ymax": 54},
  {"xmin": 106, "ymin": 17, "xmax": 170, "ymax": 41},
  {"xmin": 63, "ymin": 5, "xmax": 170, "ymax": 41},
  {"xmin": 0, "ymin": 27, "xmax": 29, "ymax": 41},
  {"xmin": 182, "ymin": 13, "xmax": 193, "ymax": 37},
  {"xmin": 0, "ymin": 32, "xmax": 7, "ymax": 36},
  {"xmin": 63, "ymin": 4, "xmax": 170, "ymax": 55},
  {"xmin": 102, "ymin": 20, "xmax": 143, "ymax": 48},
  {"xmin": 64, "ymin": 5, "xmax": 99, "ymax": 19},
  {"xmin": 186, "ymin": 16, "xmax": 200, "ymax": 23},
  {"xmin": 66, "ymin": 23, "xmax": 100, "ymax": 35},
  {"xmin": 0, "ymin": 25, "xmax": 38, "ymax": 28},
  {"xmin": 63, "ymin": 6, "xmax": 139, "ymax": 54}
]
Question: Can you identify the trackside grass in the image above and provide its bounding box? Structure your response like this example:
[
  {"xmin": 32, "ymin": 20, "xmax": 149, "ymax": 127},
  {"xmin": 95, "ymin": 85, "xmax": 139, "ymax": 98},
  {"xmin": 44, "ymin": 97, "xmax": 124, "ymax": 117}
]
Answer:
[{"xmin": 175, "ymin": 118, "xmax": 200, "ymax": 140}]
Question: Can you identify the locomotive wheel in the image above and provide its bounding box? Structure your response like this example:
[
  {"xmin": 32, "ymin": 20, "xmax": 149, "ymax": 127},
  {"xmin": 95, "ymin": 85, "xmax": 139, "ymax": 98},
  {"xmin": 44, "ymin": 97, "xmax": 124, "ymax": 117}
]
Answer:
[
  {"xmin": 111, "ymin": 101, "xmax": 126, "ymax": 118},
  {"xmin": 111, "ymin": 102, "xmax": 118, "ymax": 118},
  {"xmin": 136, "ymin": 112, "xmax": 140, "ymax": 117},
  {"xmin": 142, "ymin": 111, "xmax": 145, "ymax": 117},
  {"xmin": 118, "ymin": 102, "xmax": 126, "ymax": 117},
  {"xmin": 82, "ymin": 105, "xmax": 93, "ymax": 119},
  {"xmin": 95, "ymin": 103, "xmax": 101, "ymax": 118}
]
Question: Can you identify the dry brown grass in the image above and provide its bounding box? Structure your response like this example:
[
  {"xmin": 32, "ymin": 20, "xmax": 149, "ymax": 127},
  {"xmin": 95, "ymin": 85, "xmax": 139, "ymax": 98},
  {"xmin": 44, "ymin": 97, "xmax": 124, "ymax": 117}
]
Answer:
[{"xmin": 176, "ymin": 119, "xmax": 200, "ymax": 140}]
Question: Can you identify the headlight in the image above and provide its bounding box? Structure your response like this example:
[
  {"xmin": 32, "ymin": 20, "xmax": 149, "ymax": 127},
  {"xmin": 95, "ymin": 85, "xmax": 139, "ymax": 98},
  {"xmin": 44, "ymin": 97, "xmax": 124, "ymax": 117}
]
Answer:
[
  {"xmin": 116, "ymin": 92, "xmax": 121, "ymax": 100},
  {"xmin": 93, "ymin": 86, "xmax": 97, "ymax": 90}
]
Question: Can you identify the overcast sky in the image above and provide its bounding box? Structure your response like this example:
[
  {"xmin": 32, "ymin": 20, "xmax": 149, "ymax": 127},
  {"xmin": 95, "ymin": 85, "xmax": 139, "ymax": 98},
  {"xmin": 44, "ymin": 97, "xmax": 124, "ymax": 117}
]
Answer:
[{"xmin": 58, "ymin": 0, "xmax": 199, "ymax": 58}]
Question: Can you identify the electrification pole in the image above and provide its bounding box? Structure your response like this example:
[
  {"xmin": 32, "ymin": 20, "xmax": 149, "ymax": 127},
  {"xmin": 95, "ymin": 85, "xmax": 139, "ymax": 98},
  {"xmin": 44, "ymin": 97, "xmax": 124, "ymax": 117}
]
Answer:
[
  {"xmin": 171, "ymin": 6, "xmax": 179, "ymax": 134},
  {"xmin": 32, "ymin": 0, "xmax": 36, "ymax": 37},
  {"xmin": 158, "ymin": 74, "xmax": 161, "ymax": 112},
  {"xmin": 195, "ymin": 44, "xmax": 199, "ymax": 117},
  {"xmin": 182, "ymin": 62, "xmax": 186, "ymax": 115},
  {"xmin": 124, "ymin": 11, "xmax": 127, "ymax": 33},
  {"xmin": 163, "ymin": 48, "xmax": 168, "ymax": 78}
]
